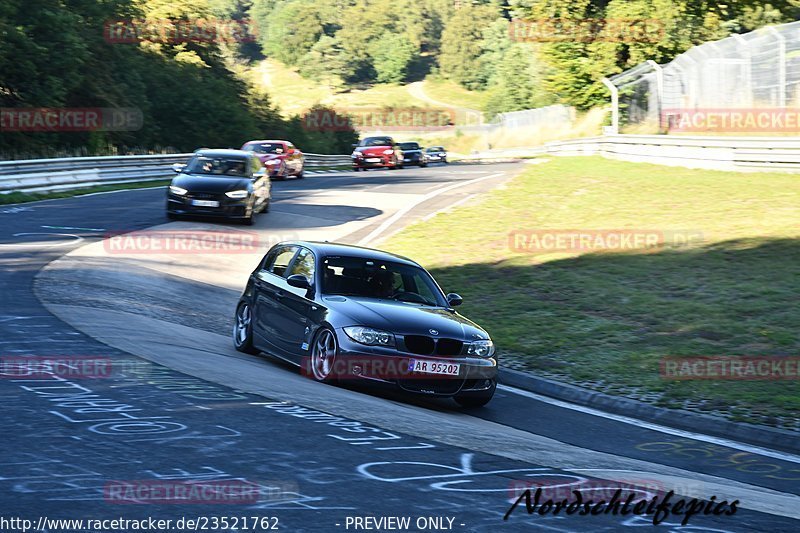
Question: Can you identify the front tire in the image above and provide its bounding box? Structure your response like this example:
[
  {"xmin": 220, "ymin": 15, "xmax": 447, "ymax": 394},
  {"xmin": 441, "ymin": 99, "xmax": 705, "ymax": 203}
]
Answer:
[
  {"xmin": 233, "ymin": 302, "xmax": 259, "ymax": 354},
  {"xmin": 296, "ymin": 169, "xmax": 304, "ymax": 179},
  {"xmin": 310, "ymin": 327, "xmax": 338, "ymax": 383}
]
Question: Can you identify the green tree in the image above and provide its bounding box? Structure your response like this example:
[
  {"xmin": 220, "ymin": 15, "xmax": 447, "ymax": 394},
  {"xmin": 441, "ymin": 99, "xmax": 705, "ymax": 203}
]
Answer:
[
  {"xmin": 369, "ymin": 34, "xmax": 416, "ymax": 83},
  {"xmin": 438, "ymin": 3, "xmax": 500, "ymax": 89}
]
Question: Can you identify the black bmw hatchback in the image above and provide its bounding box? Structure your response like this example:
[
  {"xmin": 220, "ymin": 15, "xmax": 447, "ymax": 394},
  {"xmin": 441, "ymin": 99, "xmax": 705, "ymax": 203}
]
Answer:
[
  {"xmin": 167, "ymin": 149, "xmax": 271, "ymax": 225},
  {"xmin": 233, "ymin": 241, "xmax": 497, "ymax": 407}
]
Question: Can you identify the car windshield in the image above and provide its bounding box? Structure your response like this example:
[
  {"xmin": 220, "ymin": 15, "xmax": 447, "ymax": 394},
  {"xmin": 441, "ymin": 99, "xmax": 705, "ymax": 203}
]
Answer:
[
  {"xmin": 321, "ymin": 256, "xmax": 446, "ymax": 307},
  {"xmin": 243, "ymin": 142, "xmax": 284, "ymax": 154},
  {"xmin": 185, "ymin": 156, "xmax": 248, "ymax": 177},
  {"xmin": 398, "ymin": 142, "xmax": 420, "ymax": 151},
  {"xmin": 426, "ymin": 146, "xmax": 445, "ymax": 152},
  {"xmin": 359, "ymin": 137, "xmax": 393, "ymax": 147}
]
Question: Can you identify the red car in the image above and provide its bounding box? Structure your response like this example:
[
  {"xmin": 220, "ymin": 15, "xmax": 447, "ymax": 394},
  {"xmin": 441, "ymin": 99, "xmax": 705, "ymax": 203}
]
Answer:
[
  {"xmin": 241, "ymin": 140, "xmax": 304, "ymax": 180},
  {"xmin": 351, "ymin": 136, "xmax": 403, "ymax": 171}
]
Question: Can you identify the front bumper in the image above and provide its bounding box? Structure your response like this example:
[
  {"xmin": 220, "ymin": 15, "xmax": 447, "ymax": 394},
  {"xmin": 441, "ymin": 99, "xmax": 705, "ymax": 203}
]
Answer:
[
  {"xmin": 166, "ymin": 193, "xmax": 252, "ymax": 219},
  {"xmin": 331, "ymin": 331, "xmax": 498, "ymax": 397},
  {"xmin": 352, "ymin": 155, "xmax": 394, "ymax": 168}
]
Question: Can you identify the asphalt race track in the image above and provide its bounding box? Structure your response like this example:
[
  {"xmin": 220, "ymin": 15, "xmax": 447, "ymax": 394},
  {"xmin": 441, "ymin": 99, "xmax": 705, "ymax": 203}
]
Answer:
[{"xmin": 1, "ymin": 163, "xmax": 799, "ymax": 532}]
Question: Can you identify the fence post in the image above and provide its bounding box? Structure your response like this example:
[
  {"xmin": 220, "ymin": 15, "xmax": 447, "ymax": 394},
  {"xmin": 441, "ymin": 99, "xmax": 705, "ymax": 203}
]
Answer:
[
  {"xmin": 731, "ymin": 34, "xmax": 752, "ymax": 106},
  {"xmin": 767, "ymin": 26, "xmax": 787, "ymax": 107},
  {"xmin": 601, "ymin": 78, "xmax": 619, "ymax": 134},
  {"xmin": 646, "ymin": 60, "xmax": 664, "ymax": 131}
]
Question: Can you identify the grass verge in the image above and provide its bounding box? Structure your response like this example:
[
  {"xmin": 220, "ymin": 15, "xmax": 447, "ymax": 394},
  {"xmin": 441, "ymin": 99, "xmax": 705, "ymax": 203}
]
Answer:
[
  {"xmin": 0, "ymin": 180, "xmax": 171, "ymax": 206},
  {"xmin": 382, "ymin": 157, "xmax": 800, "ymax": 428}
]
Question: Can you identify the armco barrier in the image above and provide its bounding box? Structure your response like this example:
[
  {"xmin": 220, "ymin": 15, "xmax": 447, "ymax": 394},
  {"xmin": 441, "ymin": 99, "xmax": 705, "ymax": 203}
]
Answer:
[
  {"xmin": 0, "ymin": 152, "xmax": 353, "ymax": 194},
  {"xmin": 465, "ymin": 134, "xmax": 800, "ymax": 172}
]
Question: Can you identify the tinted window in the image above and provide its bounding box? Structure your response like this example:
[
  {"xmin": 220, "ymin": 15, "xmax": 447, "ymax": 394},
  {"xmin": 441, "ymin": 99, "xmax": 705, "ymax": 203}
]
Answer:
[
  {"xmin": 243, "ymin": 142, "xmax": 285, "ymax": 154},
  {"xmin": 359, "ymin": 137, "xmax": 393, "ymax": 147},
  {"xmin": 288, "ymin": 248, "xmax": 315, "ymax": 280},
  {"xmin": 321, "ymin": 256, "xmax": 446, "ymax": 306},
  {"xmin": 398, "ymin": 142, "xmax": 420, "ymax": 150},
  {"xmin": 267, "ymin": 246, "xmax": 298, "ymax": 278},
  {"xmin": 185, "ymin": 156, "xmax": 248, "ymax": 177}
]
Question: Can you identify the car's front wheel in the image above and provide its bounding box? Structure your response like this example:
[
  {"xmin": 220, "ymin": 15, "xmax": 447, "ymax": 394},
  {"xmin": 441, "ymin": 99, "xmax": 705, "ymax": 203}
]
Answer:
[
  {"xmin": 454, "ymin": 380, "xmax": 496, "ymax": 408},
  {"xmin": 233, "ymin": 301, "xmax": 258, "ymax": 354},
  {"xmin": 310, "ymin": 327, "xmax": 338, "ymax": 383}
]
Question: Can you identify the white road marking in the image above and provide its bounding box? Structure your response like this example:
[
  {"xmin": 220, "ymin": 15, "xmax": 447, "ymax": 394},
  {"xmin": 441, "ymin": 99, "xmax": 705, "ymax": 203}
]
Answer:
[
  {"xmin": 0, "ymin": 232, "xmax": 84, "ymax": 249},
  {"xmin": 357, "ymin": 172, "xmax": 505, "ymax": 245},
  {"xmin": 499, "ymin": 384, "xmax": 800, "ymax": 464},
  {"xmin": 42, "ymin": 225, "xmax": 105, "ymax": 232}
]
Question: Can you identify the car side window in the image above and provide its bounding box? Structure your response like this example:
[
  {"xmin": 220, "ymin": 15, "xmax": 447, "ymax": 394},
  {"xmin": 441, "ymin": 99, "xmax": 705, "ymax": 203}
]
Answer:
[
  {"xmin": 265, "ymin": 246, "xmax": 298, "ymax": 278},
  {"xmin": 288, "ymin": 248, "xmax": 315, "ymax": 280}
]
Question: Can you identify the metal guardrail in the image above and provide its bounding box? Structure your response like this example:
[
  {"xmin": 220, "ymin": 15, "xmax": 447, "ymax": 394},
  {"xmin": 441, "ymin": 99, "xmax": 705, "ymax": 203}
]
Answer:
[
  {"xmin": 466, "ymin": 134, "xmax": 800, "ymax": 172},
  {"xmin": 0, "ymin": 152, "xmax": 353, "ymax": 194}
]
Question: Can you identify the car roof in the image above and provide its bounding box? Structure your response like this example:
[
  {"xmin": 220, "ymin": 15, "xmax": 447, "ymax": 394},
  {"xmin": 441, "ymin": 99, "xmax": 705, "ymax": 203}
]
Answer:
[
  {"xmin": 243, "ymin": 140, "xmax": 289, "ymax": 145},
  {"xmin": 278, "ymin": 241, "xmax": 419, "ymax": 267},
  {"xmin": 194, "ymin": 149, "xmax": 252, "ymax": 159}
]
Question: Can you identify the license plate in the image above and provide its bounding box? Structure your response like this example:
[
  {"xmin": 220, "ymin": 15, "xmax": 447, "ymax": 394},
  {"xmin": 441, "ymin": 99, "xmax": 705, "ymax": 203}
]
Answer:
[
  {"xmin": 365, "ymin": 158, "xmax": 381, "ymax": 163},
  {"xmin": 191, "ymin": 199, "xmax": 219, "ymax": 207},
  {"xmin": 408, "ymin": 359, "xmax": 460, "ymax": 376}
]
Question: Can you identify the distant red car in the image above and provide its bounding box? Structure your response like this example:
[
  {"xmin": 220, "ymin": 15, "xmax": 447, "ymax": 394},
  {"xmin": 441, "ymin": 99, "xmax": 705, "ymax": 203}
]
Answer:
[
  {"xmin": 241, "ymin": 140, "xmax": 304, "ymax": 179},
  {"xmin": 351, "ymin": 136, "xmax": 403, "ymax": 171}
]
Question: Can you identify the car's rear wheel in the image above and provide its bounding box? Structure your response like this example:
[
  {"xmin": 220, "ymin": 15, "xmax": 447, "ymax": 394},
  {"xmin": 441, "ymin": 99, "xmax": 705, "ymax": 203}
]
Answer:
[
  {"xmin": 233, "ymin": 302, "xmax": 258, "ymax": 354},
  {"xmin": 454, "ymin": 380, "xmax": 496, "ymax": 408},
  {"xmin": 310, "ymin": 327, "xmax": 338, "ymax": 383}
]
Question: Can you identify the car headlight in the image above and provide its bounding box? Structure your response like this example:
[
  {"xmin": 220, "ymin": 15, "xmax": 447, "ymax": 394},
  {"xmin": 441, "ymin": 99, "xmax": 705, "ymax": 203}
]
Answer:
[
  {"xmin": 466, "ymin": 339, "xmax": 494, "ymax": 357},
  {"xmin": 169, "ymin": 185, "xmax": 188, "ymax": 196},
  {"xmin": 225, "ymin": 190, "xmax": 249, "ymax": 199},
  {"xmin": 265, "ymin": 159, "xmax": 280, "ymax": 165},
  {"xmin": 352, "ymin": 152, "xmax": 363, "ymax": 158},
  {"xmin": 343, "ymin": 326, "xmax": 395, "ymax": 347},
  {"xmin": 383, "ymin": 149, "xmax": 394, "ymax": 155}
]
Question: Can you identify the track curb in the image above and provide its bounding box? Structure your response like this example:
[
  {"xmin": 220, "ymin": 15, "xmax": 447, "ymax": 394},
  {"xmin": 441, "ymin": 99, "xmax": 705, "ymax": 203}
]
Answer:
[{"xmin": 499, "ymin": 367, "xmax": 800, "ymax": 455}]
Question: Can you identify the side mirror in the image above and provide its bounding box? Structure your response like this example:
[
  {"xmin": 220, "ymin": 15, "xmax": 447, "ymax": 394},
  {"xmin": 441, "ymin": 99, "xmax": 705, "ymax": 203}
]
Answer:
[
  {"xmin": 172, "ymin": 163, "xmax": 186, "ymax": 173},
  {"xmin": 287, "ymin": 274, "xmax": 311, "ymax": 289},
  {"xmin": 446, "ymin": 293, "xmax": 463, "ymax": 307}
]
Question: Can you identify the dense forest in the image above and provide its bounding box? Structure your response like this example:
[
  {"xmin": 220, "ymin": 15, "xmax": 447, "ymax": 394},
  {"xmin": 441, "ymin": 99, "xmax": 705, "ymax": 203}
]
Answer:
[{"xmin": 1, "ymin": 0, "xmax": 799, "ymax": 157}]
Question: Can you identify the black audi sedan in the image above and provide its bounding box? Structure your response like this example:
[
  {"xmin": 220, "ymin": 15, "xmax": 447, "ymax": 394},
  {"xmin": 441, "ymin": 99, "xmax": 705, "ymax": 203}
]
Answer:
[
  {"xmin": 233, "ymin": 241, "xmax": 497, "ymax": 407},
  {"xmin": 398, "ymin": 141, "xmax": 427, "ymax": 167},
  {"xmin": 167, "ymin": 149, "xmax": 271, "ymax": 225}
]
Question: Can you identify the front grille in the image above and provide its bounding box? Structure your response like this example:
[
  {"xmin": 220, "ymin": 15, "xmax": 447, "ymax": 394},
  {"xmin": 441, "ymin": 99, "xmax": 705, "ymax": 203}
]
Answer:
[
  {"xmin": 403, "ymin": 335, "xmax": 463, "ymax": 356},
  {"xmin": 404, "ymin": 335, "xmax": 435, "ymax": 355},
  {"xmin": 186, "ymin": 192, "xmax": 220, "ymax": 200},
  {"xmin": 397, "ymin": 378, "xmax": 463, "ymax": 395}
]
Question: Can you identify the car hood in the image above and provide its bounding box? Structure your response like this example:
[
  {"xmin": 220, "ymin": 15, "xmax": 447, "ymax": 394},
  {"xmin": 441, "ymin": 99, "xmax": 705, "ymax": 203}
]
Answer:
[
  {"xmin": 325, "ymin": 296, "xmax": 488, "ymax": 340},
  {"xmin": 172, "ymin": 174, "xmax": 251, "ymax": 193},
  {"xmin": 355, "ymin": 146, "xmax": 391, "ymax": 154},
  {"xmin": 256, "ymin": 153, "xmax": 286, "ymax": 162}
]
